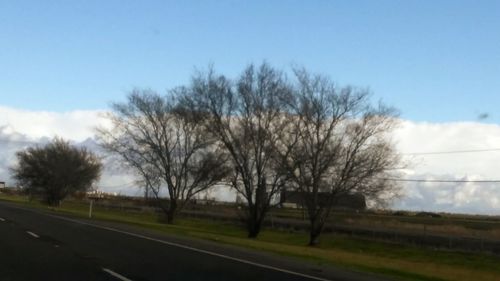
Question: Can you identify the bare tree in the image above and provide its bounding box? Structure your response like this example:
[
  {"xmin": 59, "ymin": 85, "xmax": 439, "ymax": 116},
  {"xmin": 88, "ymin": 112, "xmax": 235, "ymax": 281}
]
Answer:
[
  {"xmin": 11, "ymin": 138, "xmax": 102, "ymax": 206},
  {"xmin": 97, "ymin": 91, "xmax": 229, "ymax": 223},
  {"xmin": 185, "ymin": 64, "xmax": 294, "ymax": 237},
  {"xmin": 278, "ymin": 69, "xmax": 401, "ymax": 245}
]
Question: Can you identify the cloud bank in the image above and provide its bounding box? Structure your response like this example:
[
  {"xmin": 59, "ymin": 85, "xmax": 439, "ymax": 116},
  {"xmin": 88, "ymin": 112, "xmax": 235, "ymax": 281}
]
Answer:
[
  {"xmin": 1, "ymin": 106, "xmax": 500, "ymax": 215},
  {"xmin": 0, "ymin": 106, "xmax": 109, "ymax": 141},
  {"xmin": 392, "ymin": 121, "xmax": 500, "ymax": 214}
]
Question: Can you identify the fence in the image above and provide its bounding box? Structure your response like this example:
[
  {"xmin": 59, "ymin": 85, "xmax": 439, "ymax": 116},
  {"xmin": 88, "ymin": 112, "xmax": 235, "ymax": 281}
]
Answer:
[{"xmin": 87, "ymin": 199, "xmax": 500, "ymax": 255}]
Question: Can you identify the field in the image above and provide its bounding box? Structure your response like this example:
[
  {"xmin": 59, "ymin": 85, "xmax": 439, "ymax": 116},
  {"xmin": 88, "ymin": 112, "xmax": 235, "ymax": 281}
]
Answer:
[
  {"xmin": 77, "ymin": 195, "xmax": 500, "ymax": 254},
  {"xmin": 1, "ymin": 192, "xmax": 500, "ymax": 281}
]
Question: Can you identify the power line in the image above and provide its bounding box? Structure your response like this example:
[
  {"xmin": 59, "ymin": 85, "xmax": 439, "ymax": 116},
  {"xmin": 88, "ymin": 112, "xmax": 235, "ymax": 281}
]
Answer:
[
  {"xmin": 382, "ymin": 178, "xmax": 500, "ymax": 183},
  {"xmin": 2, "ymin": 137, "xmax": 500, "ymax": 155},
  {"xmin": 403, "ymin": 148, "xmax": 500, "ymax": 156}
]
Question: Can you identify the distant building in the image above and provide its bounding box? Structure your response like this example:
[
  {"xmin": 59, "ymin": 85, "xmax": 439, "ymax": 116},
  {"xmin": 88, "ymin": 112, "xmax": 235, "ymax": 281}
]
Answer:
[
  {"xmin": 0, "ymin": 182, "xmax": 5, "ymax": 189},
  {"xmin": 279, "ymin": 190, "xmax": 366, "ymax": 210}
]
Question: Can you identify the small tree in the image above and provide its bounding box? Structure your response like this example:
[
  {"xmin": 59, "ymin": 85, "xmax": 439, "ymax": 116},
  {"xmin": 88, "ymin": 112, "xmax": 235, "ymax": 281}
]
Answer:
[
  {"xmin": 11, "ymin": 138, "xmax": 102, "ymax": 206},
  {"xmin": 278, "ymin": 69, "xmax": 401, "ymax": 245},
  {"xmin": 97, "ymin": 90, "xmax": 230, "ymax": 224}
]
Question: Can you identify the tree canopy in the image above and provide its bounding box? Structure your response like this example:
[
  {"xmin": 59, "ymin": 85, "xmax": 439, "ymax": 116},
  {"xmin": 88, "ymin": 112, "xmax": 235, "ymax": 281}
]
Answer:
[
  {"xmin": 183, "ymin": 63, "xmax": 402, "ymax": 240},
  {"xmin": 276, "ymin": 69, "xmax": 402, "ymax": 245},
  {"xmin": 11, "ymin": 138, "xmax": 102, "ymax": 206},
  {"xmin": 97, "ymin": 91, "xmax": 230, "ymax": 223},
  {"xmin": 98, "ymin": 63, "xmax": 402, "ymax": 242}
]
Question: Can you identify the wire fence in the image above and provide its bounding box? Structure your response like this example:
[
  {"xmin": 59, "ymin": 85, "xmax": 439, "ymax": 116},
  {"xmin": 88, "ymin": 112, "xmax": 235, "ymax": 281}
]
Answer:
[{"xmin": 87, "ymin": 198, "xmax": 500, "ymax": 255}]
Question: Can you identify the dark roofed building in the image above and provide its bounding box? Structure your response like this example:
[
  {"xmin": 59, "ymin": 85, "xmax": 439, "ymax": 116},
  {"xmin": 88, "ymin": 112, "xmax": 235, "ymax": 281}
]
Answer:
[{"xmin": 280, "ymin": 190, "xmax": 366, "ymax": 210}]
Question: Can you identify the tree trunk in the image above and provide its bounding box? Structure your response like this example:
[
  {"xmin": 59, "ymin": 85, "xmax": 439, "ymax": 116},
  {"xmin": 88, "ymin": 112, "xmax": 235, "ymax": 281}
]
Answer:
[
  {"xmin": 165, "ymin": 200, "xmax": 177, "ymax": 224},
  {"xmin": 246, "ymin": 206, "xmax": 263, "ymax": 238},
  {"xmin": 247, "ymin": 218, "xmax": 262, "ymax": 238},
  {"xmin": 308, "ymin": 216, "xmax": 324, "ymax": 246},
  {"xmin": 46, "ymin": 195, "xmax": 61, "ymax": 207}
]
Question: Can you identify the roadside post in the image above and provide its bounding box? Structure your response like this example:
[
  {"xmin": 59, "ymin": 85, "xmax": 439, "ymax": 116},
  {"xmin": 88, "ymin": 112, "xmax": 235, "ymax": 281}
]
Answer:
[
  {"xmin": 89, "ymin": 199, "xmax": 94, "ymax": 218},
  {"xmin": 87, "ymin": 190, "xmax": 100, "ymax": 219}
]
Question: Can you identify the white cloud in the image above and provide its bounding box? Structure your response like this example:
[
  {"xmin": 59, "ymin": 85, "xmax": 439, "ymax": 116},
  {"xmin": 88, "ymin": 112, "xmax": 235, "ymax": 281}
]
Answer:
[
  {"xmin": 395, "ymin": 121, "xmax": 500, "ymax": 177},
  {"xmin": 0, "ymin": 105, "xmax": 110, "ymax": 141},
  {"xmin": 1, "ymin": 105, "xmax": 500, "ymax": 215},
  {"xmin": 392, "ymin": 121, "xmax": 500, "ymax": 214}
]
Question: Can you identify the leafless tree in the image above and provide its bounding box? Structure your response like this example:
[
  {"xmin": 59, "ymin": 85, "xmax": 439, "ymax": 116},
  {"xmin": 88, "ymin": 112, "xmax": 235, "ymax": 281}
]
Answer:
[
  {"xmin": 97, "ymin": 91, "xmax": 229, "ymax": 223},
  {"xmin": 277, "ymin": 69, "xmax": 402, "ymax": 245},
  {"xmin": 185, "ymin": 64, "xmax": 294, "ymax": 237}
]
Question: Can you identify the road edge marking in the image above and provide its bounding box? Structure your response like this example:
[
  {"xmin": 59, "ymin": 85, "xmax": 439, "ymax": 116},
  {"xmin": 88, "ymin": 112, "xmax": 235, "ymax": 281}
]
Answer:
[
  {"xmin": 26, "ymin": 231, "xmax": 40, "ymax": 238},
  {"xmin": 50, "ymin": 214, "xmax": 333, "ymax": 281},
  {"xmin": 102, "ymin": 268, "xmax": 134, "ymax": 281}
]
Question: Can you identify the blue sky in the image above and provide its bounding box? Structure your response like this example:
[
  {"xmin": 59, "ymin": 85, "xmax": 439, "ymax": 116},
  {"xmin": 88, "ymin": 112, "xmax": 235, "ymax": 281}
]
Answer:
[{"xmin": 1, "ymin": 0, "xmax": 499, "ymax": 123}]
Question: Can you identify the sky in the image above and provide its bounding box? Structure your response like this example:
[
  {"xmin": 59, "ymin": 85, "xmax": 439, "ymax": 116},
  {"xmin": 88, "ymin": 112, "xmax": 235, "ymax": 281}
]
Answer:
[
  {"xmin": 1, "ymin": 1, "xmax": 500, "ymax": 214},
  {"xmin": 1, "ymin": 0, "xmax": 499, "ymax": 122}
]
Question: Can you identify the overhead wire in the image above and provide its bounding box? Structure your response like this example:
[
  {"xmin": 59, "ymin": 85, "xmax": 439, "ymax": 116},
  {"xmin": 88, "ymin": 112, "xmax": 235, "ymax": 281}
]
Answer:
[
  {"xmin": 2, "ymin": 136, "xmax": 500, "ymax": 184},
  {"xmin": 3, "ymin": 137, "xmax": 500, "ymax": 155},
  {"xmin": 380, "ymin": 178, "xmax": 500, "ymax": 183},
  {"xmin": 403, "ymin": 148, "xmax": 500, "ymax": 156}
]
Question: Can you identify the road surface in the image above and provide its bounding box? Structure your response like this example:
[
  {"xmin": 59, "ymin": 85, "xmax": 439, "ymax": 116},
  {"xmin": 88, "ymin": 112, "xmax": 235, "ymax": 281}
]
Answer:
[{"xmin": 0, "ymin": 201, "xmax": 389, "ymax": 281}]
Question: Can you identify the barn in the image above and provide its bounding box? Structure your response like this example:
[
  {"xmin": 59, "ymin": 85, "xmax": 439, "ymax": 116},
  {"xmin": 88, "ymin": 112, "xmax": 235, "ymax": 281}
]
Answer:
[{"xmin": 279, "ymin": 190, "xmax": 366, "ymax": 210}]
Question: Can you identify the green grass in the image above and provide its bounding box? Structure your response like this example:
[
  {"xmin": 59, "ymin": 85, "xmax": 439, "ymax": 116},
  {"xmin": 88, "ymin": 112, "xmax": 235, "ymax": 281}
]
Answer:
[
  {"xmin": 1, "ymin": 193, "xmax": 500, "ymax": 281},
  {"xmin": 270, "ymin": 207, "xmax": 500, "ymax": 239}
]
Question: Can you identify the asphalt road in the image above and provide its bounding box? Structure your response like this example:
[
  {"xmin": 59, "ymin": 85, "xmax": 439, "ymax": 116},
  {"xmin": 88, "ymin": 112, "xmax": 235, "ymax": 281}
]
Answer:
[{"xmin": 0, "ymin": 201, "xmax": 389, "ymax": 281}]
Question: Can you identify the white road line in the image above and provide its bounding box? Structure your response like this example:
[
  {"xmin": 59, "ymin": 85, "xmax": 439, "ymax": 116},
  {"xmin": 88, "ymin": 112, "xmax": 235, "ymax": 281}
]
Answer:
[
  {"xmin": 0, "ymin": 217, "xmax": 5, "ymax": 222},
  {"xmin": 48, "ymin": 214, "xmax": 333, "ymax": 281},
  {"xmin": 102, "ymin": 268, "xmax": 134, "ymax": 281},
  {"xmin": 26, "ymin": 231, "xmax": 40, "ymax": 238}
]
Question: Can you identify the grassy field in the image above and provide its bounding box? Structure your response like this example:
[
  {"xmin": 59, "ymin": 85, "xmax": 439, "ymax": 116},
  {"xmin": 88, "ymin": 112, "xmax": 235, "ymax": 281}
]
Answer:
[
  {"xmin": 269, "ymin": 207, "xmax": 500, "ymax": 240},
  {"xmin": 1, "ymin": 193, "xmax": 499, "ymax": 281}
]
